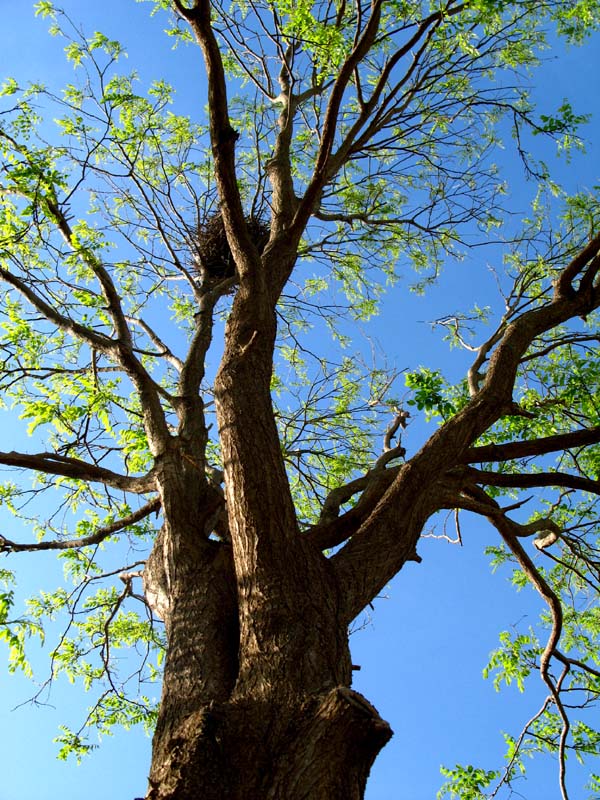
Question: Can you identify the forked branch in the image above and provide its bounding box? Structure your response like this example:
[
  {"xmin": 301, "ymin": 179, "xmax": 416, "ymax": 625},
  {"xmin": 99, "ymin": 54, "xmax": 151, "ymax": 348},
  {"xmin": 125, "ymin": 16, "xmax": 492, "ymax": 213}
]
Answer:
[
  {"xmin": 332, "ymin": 234, "xmax": 600, "ymax": 620},
  {"xmin": 449, "ymin": 484, "xmax": 574, "ymax": 798}
]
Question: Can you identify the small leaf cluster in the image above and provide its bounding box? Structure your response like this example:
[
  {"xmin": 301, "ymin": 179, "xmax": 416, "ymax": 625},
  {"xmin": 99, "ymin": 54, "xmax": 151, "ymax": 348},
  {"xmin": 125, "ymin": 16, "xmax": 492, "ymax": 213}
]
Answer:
[{"xmin": 438, "ymin": 764, "xmax": 499, "ymax": 800}]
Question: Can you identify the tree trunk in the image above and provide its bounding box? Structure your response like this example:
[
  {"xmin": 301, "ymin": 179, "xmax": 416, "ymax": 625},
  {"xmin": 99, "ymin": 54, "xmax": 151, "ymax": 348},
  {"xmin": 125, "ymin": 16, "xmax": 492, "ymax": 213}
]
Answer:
[
  {"xmin": 144, "ymin": 445, "xmax": 392, "ymax": 799},
  {"xmin": 147, "ymin": 682, "xmax": 392, "ymax": 800},
  {"xmin": 143, "ymin": 233, "xmax": 394, "ymax": 796}
]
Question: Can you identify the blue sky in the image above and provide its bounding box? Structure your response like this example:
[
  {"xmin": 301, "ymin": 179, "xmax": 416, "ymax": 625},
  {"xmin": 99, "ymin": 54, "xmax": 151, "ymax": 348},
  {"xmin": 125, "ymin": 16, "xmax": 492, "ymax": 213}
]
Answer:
[{"xmin": 1, "ymin": 3, "xmax": 600, "ymax": 799}]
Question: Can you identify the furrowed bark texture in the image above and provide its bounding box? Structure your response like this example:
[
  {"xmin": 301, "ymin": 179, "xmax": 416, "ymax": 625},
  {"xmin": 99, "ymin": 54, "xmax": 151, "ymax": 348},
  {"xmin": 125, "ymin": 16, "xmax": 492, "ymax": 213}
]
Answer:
[{"xmin": 143, "ymin": 256, "xmax": 391, "ymax": 798}]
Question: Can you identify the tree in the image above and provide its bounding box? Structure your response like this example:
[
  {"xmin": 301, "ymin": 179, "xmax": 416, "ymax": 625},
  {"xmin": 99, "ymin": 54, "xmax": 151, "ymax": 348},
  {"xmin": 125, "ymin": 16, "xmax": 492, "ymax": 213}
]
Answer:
[{"xmin": 1, "ymin": 0, "xmax": 600, "ymax": 797}]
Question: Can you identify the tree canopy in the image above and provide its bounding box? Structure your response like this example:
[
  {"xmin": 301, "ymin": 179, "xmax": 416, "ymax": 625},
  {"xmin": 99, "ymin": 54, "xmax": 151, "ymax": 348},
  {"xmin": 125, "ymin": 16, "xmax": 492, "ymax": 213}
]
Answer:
[{"xmin": 1, "ymin": 1, "xmax": 600, "ymax": 798}]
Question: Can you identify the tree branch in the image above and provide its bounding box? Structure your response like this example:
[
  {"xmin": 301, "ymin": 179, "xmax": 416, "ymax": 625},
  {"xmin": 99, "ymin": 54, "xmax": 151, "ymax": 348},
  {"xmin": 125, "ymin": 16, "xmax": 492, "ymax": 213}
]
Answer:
[
  {"xmin": 0, "ymin": 264, "xmax": 114, "ymax": 353},
  {"xmin": 308, "ymin": 463, "xmax": 402, "ymax": 552},
  {"xmin": 555, "ymin": 231, "xmax": 600, "ymax": 300},
  {"xmin": 0, "ymin": 450, "xmax": 154, "ymax": 493},
  {"xmin": 293, "ymin": 0, "xmax": 384, "ymax": 227},
  {"xmin": 0, "ymin": 496, "xmax": 161, "ymax": 553},
  {"xmin": 332, "ymin": 235, "xmax": 600, "ymax": 621},
  {"xmin": 0, "ymin": 130, "xmax": 172, "ymax": 455},
  {"xmin": 463, "ymin": 465, "xmax": 600, "ymax": 496},
  {"xmin": 125, "ymin": 316, "xmax": 184, "ymax": 373},
  {"xmin": 455, "ymin": 485, "xmax": 570, "ymax": 800},
  {"xmin": 182, "ymin": 1, "xmax": 260, "ymax": 282},
  {"xmin": 464, "ymin": 426, "xmax": 600, "ymax": 463},
  {"xmin": 41, "ymin": 196, "xmax": 172, "ymax": 454}
]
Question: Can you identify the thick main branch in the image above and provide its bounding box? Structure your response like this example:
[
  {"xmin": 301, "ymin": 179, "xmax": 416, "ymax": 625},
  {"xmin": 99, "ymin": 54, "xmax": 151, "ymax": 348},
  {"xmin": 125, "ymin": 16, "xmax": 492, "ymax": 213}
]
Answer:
[{"xmin": 333, "ymin": 237, "xmax": 600, "ymax": 621}]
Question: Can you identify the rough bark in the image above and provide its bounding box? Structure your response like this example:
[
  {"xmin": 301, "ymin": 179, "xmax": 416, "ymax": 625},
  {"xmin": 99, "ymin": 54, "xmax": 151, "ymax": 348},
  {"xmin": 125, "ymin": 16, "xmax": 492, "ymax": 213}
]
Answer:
[
  {"xmin": 142, "ymin": 309, "xmax": 391, "ymax": 797},
  {"xmin": 143, "ymin": 449, "xmax": 389, "ymax": 799}
]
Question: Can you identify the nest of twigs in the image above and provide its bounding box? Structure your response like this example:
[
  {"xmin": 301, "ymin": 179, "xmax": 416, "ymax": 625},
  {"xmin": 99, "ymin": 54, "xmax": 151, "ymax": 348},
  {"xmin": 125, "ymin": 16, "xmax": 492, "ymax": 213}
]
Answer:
[{"xmin": 193, "ymin": 211, "xmax": 270, "ymax": 280}]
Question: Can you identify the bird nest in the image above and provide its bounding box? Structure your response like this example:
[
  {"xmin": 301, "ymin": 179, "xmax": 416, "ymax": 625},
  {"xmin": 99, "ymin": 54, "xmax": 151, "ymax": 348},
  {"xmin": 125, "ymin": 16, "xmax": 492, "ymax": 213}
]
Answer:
[{"xmin": 193, "ymin": 211, "xmax": 270, "ymax": 280}]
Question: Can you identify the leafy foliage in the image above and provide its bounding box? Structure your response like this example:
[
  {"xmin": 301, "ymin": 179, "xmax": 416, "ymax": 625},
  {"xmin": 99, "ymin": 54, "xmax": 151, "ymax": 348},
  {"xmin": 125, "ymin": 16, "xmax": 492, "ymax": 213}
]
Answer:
[{"xmin": 438, "ymin": 764, "xmax": 500, "ymax": 800}]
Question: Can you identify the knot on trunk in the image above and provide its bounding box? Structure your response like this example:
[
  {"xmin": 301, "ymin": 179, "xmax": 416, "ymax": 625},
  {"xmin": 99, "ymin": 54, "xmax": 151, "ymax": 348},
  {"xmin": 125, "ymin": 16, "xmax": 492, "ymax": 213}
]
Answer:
[
  {"xmin": 146, "ymin": 687, "xmax": 392, "ymax": 800},
  {"xmin": 269, "ymin": 686, "xmax": 393, "ymax": 799},
  {"xmin": 311, "ymin": 685, "xmax": 393, "ymax": 766}
]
